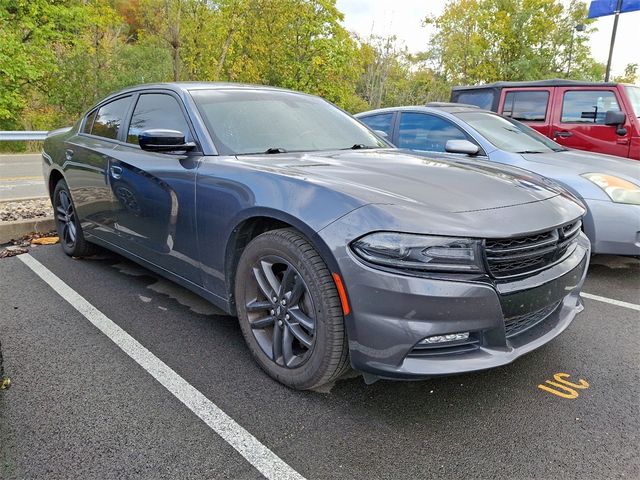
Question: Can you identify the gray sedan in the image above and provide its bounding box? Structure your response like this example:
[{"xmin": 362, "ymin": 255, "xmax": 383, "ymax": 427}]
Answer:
[
  {"xmin": 357, "ymin": 104, "xmax": 640, "ymax": 256},
  {"xmin": 43, "ymin": 84, "xmax": 589, "ymax": 388}
]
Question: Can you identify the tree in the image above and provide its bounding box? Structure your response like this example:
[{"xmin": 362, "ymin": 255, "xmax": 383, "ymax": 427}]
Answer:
[
  {"xmin": 425, "ymin": 0, "xmax": 605, "ymax": 85},
  {"xmin": 614, "ymin": 63, "xmax": 638, "ymax": 84}
]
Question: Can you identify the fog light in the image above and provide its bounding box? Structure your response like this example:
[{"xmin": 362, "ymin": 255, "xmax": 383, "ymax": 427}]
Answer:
[{"xmin": 419, "ymin": 332, "xmax": 470, "ymax": 344}]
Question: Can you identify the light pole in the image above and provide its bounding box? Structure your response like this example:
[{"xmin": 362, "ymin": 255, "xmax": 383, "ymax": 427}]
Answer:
[
  {"xmin": 567, "ymin": 23, "xmax": 586, "ymax": 77},
  {"xmin": 605, "ymin": 0, "xmax": 624, "ymax": 82}
]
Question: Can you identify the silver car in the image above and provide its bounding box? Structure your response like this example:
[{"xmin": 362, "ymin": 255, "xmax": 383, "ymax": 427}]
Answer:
[{"xmin": 357, "ymin": 104, "xmax": 640, "ymax": 256}]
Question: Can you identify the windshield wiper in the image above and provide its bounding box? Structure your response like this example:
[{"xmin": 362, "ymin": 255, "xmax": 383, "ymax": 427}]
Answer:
[
  {"xmin": 264, "ymin": 147, "xmax": 287, "ymax": 154},
  {"xmin": 516, "ymin": 150, "xmax": 547, "ymax": 154},
  {"xmin": 345, "ymin": 144, "xmax": 375, "ymax": 150}
]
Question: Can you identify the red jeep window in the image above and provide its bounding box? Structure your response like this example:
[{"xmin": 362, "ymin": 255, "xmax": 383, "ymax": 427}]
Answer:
[
  {"xmin": 561, "ymin": 90, "xmax": 620, "ymax": 124},
  {"xmin": 502, "ymin": 91, "xmax": 549, "ymax": 121}
]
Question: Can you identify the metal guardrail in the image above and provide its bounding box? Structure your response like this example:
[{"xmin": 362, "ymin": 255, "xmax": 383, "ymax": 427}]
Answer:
[{"xmin": 0, "ymin": 131, "xmax": 48, "ymax": 141}]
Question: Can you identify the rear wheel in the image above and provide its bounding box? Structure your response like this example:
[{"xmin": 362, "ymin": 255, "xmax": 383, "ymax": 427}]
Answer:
[
  {"xmin": 53, "ymin": 179, "xmax": 97, "ymax": 257},
  {"xmin": 235, "ymin": 228, "xmax": 349, "ymax": 389}
]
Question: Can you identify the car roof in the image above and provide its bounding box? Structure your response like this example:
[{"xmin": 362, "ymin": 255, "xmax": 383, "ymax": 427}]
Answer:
[
  {"xmin": 355, "ymin": 104, "xmax": 486, "ymax": 116},
  {"xmin": 101, "ymin": 81, "xmax": 309, "ymax": 102},
  {"xmin": 451, "ymin": 78, "xmax": 619, "ymax": 91}
]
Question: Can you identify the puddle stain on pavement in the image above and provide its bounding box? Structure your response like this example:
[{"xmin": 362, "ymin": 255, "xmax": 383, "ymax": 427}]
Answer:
[{"xmin": 110, "ymin": 261, "xmax": 227, "ymax": 317}]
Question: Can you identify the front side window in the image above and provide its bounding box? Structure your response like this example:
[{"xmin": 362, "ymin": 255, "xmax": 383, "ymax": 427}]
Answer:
[
  {"xmin": 502, "ymin": 90, "xmax": 549, "ymax": 121},
  {"xmin": 561, "ymin": 90, "xmax": 620, "ymax": 124},
  {"xmin": 456, "ymin": 111, "xmax": 564, "ymax": 153},
  {"xmin": 397, "ymin": 113, "xmax": 467, "ymax": 152},
  {"xmin": 91, "ymin": 96, "xmax": 131, "ymax": 140},
  {"xmin": 190, "ymin": 89, "xmax": 387, "ymax": 155},
  {"xmin": 359, "ymin": 113, "xmax": 394, "ymax": 137},
  {"xmin": 127, "ymin": 94, "xmax": 192, "ymax": 145}
]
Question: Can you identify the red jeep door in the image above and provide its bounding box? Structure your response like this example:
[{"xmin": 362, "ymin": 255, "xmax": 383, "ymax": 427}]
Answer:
[
  {"xmin": 498, "ymin": 88, "xmax": 552, "ymax": 136},
  {"xmin": 552, "ymin": 87, "xmax": 631, "ymax": 157}
]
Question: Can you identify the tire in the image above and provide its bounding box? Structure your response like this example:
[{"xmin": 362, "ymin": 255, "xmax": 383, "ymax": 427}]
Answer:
[
  {"xmin": 52, "ymin": 179, "xmax": 97, "ymax": 257},
  {"xmin": 235, "ymin": 228, "xmax": 350, "ymax": 390}
]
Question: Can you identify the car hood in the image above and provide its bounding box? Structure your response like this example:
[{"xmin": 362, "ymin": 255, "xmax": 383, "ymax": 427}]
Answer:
[
  {"xmin": 235, "ymin": 149, "xmax": 565, "ymax": 213},
  {"xmin": 520, "ymin": 149, "xmax": 640, "ymax": 181}
]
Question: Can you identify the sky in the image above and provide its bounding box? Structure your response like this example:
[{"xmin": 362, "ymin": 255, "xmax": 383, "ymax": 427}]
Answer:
[{"xmin": 335, "ymin": 0, "xmax": 640, "ymax": 79}]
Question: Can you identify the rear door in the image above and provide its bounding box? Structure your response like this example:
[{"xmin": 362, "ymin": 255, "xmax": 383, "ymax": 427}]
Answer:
[
  {"xmin": 498, "ymin": 88, "xmax": 552, "ymax": 136},
  {"xmin": 66, "ymin": 95, "xmax": 134, "ymax": 245},
  {"xmin": 106, "ymin": 91, "xmax": 203, "ymax": 283},
  {"xmin": 551, "ymin": 87, "xmax": 631, "ymax": 157}
]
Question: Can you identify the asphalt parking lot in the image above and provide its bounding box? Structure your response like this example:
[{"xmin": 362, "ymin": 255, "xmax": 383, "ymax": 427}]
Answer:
[{"xmin": 1, "ymin": 246, "xmax": 638, "ymax": 479}]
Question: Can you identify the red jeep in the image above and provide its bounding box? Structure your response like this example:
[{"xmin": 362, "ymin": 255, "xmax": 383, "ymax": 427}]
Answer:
[{"xmin": 451, "ymin": 80, "xmax": 640, "ymax": 160}]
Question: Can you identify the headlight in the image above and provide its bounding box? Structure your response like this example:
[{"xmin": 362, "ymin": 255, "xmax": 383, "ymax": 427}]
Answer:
[
  {"xmin": 351, "ymin": 232, "xmax": 484, "ymax": 273},
  {"xmin": 582, "ymin": 173, "xmax": 640, "ymax": 205}
]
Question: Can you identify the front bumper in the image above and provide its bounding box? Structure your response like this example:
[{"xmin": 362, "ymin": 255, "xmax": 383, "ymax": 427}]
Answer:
[
  {"xmin": 325, "ymin": 228, "xmax": 590, "ymax": 380},
  {"xmin": 583, "ymin": 199, "xmax": 640, "ymax": 256}
]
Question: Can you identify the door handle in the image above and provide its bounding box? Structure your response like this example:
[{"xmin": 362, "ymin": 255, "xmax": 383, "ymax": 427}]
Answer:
[
  {"xmin": 616, "ymin": 138, "xmax": 629, "ymax": 145},
  {"xmin": 110, "ymin": 165, "xmax": 123, "ymax": 179},
  {"xmin": 554, "ymin": 131, "xmax": 573, "ymax": 138},
  {"xmin": 65, "ymin": 149, "xmax": 74, "ymax": 161}
]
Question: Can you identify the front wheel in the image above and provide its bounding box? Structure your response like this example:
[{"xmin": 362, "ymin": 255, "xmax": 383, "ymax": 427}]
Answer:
[
  {"xmin": 53, "ymin": 179, "xmax": 97, "ymax": 257},
  {"xmin": 235, "ymin": 228, "xmax": 349, "ymax": 390}
]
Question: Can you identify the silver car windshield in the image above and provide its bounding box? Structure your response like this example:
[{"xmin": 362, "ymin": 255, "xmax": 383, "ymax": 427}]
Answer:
[
  {"xmin": 455, "ymin": 111, "xmax": 565, "ymax": 154},
  {"xmin": 625, "ymin": 86, "xmax": 640, "ymax": 118},
  {"xmin": 190, "ymin": 89, "xmax": 387, "ymax": 155}
]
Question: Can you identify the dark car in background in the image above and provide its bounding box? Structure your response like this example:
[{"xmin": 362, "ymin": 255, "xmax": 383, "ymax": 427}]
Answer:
[
  {"xmin": 357, "ymin": 104, "xmax": 640, "ymax": 256},
  {"xmin": 450, "ymin": 79, "xmax": 640, "ymax": 159},
  {"xmin": 43, "ymin": 83, "xmax": 589, "ymax": 389}
]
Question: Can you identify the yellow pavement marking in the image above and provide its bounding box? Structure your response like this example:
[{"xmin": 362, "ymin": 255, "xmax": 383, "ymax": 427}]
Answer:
[
  {"xmin": 0, "ymin": 176, "xmax": 42, "ymax": 181},
  {"xmin": 538, "ymin": 372, "xmax": 589, "ymax": 399}
]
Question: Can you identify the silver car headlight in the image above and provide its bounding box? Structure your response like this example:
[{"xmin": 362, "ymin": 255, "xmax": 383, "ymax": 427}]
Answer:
[
  {"xmin": 351, "ymin": 232, "xmax": 485, "ymax": 273},
  {"xmin": 582, "ymin": 173, "xmax": 640, "ymax": 205}
]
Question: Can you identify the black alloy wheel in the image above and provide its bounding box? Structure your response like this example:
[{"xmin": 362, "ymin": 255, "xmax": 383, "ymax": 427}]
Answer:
[
  {"xmin": 235, "ymin": 228, "xmax": 350, "ymax": 389},
  {"xmin": 246, "ymin": 255, "xmax": 316, "ymax": 368},
  {"xmin": 52, "ymin": 179, "xmax": 97, "ymax": 257}
]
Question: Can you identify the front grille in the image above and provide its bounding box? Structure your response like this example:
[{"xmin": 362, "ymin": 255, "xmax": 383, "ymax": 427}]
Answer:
[
  {"xmin": 485, "ymin": 219, "xmax": 581, "ymax": 278},
  {"xmin": 504, "ymin": 301, "xmax": 561, "ymax": 338}
]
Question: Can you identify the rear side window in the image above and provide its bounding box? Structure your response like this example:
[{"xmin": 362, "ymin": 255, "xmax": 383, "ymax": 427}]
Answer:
[
  {"xmin": 91, "ymin": 96, "xmax": 131, "ymax": 140},
  {"xmin": 359, "ymin": 113, "xmax": 394, "ymax": 137},
  {"xmin": 83, "ymin": 110, "xmax": 97, "ymax": 133},
  {"xmin": 397, "ymin": 113, "xmax": 467, "ymax": 152},
  {"xmin": 456, "ymin": 91, "xmax": 495, "ymax": 110},
  {"xmin": 502, "ymin": 91, "xmax": 549, "ymax": 121},
  {"xmin": 561, "ymin": 90, "xmax": 621, "ymax": 124},
  {"xmin": 127, "ymin": 93, "xmax": 192, "ymax": 145}
]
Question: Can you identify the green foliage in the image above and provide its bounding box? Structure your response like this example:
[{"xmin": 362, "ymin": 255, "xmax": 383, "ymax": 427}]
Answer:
[
  {"xmin": 0, "ymin": 0, "xmax": 614, "ymax": 144},
  {"xmin": 614, "ymin": 63, "xmax": 638, "ymax": 84},
  {"xmin": 425, "ymin": 0, "xmax": 605, "ymax": 84}
]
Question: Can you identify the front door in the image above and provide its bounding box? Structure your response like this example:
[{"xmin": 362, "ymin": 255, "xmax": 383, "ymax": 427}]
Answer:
[
  {"xmin": 107, "ymin": 91, "xmax": 202, "ymax": 284},
  {"xmin": 551, "ymin": 87, "xmax": 631, "ymax": 157}
]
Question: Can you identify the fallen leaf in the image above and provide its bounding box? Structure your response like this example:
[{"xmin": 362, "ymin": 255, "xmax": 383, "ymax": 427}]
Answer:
[{"xmin": 31, "ymin": 236, "xmax": 59, "ymax": 245}]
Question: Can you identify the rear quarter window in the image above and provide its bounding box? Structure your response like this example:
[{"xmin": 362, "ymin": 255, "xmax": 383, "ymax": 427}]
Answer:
[{"xmin": 455, "ymin": 91, "xmax": 495, "ymax": 110}]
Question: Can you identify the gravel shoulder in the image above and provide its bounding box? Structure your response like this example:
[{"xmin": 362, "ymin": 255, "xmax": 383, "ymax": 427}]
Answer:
[{"xmin": 0, "ymin": 199, "xmax": 53, "ymax": 223}]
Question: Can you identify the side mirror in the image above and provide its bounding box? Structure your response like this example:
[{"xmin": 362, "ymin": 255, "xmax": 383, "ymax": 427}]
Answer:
[
  {"xmin": 373, "ymin": 129, "xmax": 389, "ymax": 139},
  {"xmin": 604, "ymin": 110, "xmax": 625, "ymax": 126},
  {"xmin": 445, "ymin": 139, "xmax": 480, "ymax": 155},
  {"xmin": 139, "ymin": 129, "xmax": 196, "ymax": 152}
]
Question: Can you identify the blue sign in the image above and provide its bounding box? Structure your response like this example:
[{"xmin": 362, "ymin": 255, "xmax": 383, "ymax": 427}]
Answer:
[{"xmin": 589, "ymin": 0, "xmax": 640, "ymax": 18}]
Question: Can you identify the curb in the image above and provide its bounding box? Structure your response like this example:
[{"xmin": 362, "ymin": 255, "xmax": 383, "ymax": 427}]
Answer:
[{"xmin": 0, "ymin": 217, "xmax": 55, "ymax": 244}]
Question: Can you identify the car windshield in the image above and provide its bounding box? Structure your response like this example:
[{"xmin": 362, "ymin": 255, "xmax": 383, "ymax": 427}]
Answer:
[
  {"xmin": 455, "ymin": 111, "xmax": 565, "ymax": 154},
  {"xmin": 190, "ymin": 89, "xmax": 387, "ymax": 155},
  {"xmin": 625, "ymin": 86, "xmax": 640, "ymax": 118}
]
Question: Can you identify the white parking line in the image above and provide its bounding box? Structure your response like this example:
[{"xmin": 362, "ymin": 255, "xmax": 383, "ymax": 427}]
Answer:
[
  {"xmin": 581, "ymin": 292, "xmax": 640, "ymax": 312},
  {"xmin": 18, "ymin": 253, "xmax": 305, "ymax": 480}
]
